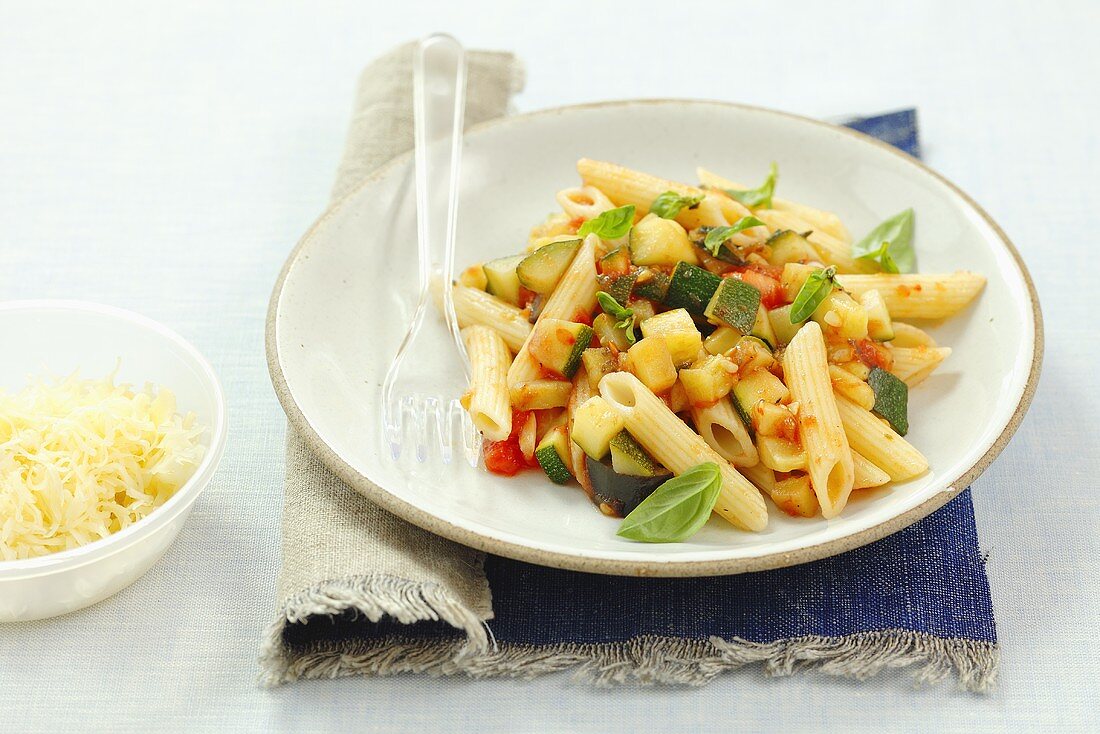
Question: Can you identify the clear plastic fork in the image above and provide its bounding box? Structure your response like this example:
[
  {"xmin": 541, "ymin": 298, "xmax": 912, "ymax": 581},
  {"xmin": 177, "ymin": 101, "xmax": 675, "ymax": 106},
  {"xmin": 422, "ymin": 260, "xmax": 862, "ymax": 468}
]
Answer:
[{"xmin": 380, "ymin": 34, "xmax": 481, "ymax": 468}]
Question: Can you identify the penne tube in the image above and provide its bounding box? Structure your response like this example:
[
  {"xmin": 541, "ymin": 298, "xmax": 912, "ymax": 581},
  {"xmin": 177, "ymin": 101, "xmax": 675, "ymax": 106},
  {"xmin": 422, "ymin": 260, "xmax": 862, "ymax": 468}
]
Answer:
[
  {"xmin": 600, "ymin": 371, "xmax": 768, "ymax": 532},
  {"xmin": 834, "ymin": 272, "xmax": 987, "ymax": 319},
  {"xmin": 834, "ymin": 394, "xmax": 929, "ymax": 481},
  {"xmin": 888, "ymin": 346, "xmax": 952, "ymax": 387},
  {"xmin": 576, "ymin": 159, "xmax": 724, "ymax": 232},
  {"xmin": 691, "ymin": 398, "xmax": 759, "ymax": 467},
  {"xmin": 462, "ymin": 326, "xmax": 512, "ymax": 441},
  {"xmin": 889, "ymin": 321, "xmax": 937, "ymax": 348},
  {"xmin": 507, "ymin": 234, "xmax": 599, "ymax": 386},
  {"xmin": 697, "ymin": 167, "xmax": 851, "ymax": 242},
  {"xmin": 783, "ymin": 322, "xmax": 855, "ymax": 519},
  {"xmin": 445, "ymin": 282, "xmax": 532, "ymax": 353},
  {"xmin": 566, "ymin": 367, "xmax": 594, "ymax": 499},
  {"xmin": 851, "ymin": 449, "xmax": 891, "ymax": 489},
  {"xmin": 555, "ymin": 185, "xmax": 615, "ymax": 221}
]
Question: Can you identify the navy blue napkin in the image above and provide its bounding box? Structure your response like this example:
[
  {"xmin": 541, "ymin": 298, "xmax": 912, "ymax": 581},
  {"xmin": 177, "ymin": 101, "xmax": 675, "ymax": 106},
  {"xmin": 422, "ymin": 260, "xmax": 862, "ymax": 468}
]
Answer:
[{"xmin": 285, "ymin": 110, "xmax": 997, "ymax": 691}]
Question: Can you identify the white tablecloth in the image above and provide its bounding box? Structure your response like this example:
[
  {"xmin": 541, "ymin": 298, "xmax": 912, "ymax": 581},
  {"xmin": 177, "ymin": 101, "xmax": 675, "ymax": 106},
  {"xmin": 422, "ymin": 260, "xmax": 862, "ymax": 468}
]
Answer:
[{"xmin": 1, "ymin": 1, "xmax": 1096, "ymax": 731}]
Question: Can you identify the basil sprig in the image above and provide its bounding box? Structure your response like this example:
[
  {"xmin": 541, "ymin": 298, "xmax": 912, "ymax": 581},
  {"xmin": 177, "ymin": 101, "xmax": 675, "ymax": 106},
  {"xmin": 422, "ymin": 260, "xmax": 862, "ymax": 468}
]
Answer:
[
  {"xmin": 578, "ymin": 205, "xmax": 636, "ymax": 239},
  {"xmin": 596, "ymin": 291, "xmax": 637, "ymax": 344},
  {"xmin": 724, "ymin": 162, "xmax": 778, "ymax": 209},
  {"xmin": 650, "ymin": 191, "xmax": 704, "ymax": 219},
  {"xmin": 789, "ymin": 266, "xmax": 837, "ymax": 323},
  {"xmin": 617, "ymin": 462, "xmax": 722, "ymax": 543},
  {"xmin": 702, "ymin": 216, "xmax": 767, "ymax": 256},
  {"xmin": 851, "ymin": 208, "xmax": 915, "ymax": 273}
]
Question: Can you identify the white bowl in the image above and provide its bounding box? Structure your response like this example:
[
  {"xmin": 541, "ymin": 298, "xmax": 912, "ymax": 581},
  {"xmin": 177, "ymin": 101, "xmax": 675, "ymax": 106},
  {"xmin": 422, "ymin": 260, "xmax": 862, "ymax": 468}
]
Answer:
[
  {"xmin": 269, "ymin": 100, "xmax": 1041, "ymax": 576},
  {"xmin": 0, "ymin": 301, "xmax": 227, "ymax": 621}
]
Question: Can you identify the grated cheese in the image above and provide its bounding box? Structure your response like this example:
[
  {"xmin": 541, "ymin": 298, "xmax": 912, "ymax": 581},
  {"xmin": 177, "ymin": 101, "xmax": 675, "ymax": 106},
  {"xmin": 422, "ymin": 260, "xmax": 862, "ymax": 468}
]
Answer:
[{"xmin": 0, "ymin": 370, "xmax": 205, "ymax": 561}]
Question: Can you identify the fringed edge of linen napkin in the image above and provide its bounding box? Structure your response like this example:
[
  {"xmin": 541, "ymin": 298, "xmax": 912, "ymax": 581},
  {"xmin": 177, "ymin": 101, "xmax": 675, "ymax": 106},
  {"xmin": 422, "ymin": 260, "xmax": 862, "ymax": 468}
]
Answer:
[{"xmin": 261, "ymin": 628, "xmax": 997, "ymax": 691}]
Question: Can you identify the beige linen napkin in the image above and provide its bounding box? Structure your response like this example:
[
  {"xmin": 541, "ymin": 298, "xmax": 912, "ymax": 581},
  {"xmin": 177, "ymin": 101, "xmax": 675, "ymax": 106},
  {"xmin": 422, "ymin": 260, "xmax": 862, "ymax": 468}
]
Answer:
[{"xmin": 260, "ymin": 43, "xmax": 523, "ymax": 685}]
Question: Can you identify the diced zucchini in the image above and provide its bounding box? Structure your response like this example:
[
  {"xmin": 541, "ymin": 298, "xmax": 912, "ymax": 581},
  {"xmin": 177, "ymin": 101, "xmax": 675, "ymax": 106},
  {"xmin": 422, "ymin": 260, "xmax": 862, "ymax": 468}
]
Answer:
[
  {"xmin": 600, "ymin": 246, "xmax": 632, "ymax": 276},
  {"xmin": 581, "ymin": 347, "xmax": 617, "ymax": 392},
  {"xmin": 860, "ymin": 289, "xmax": 895, "ymax": 341},
  {"xmin": 509, "ymin": 379, "xmax": 574, "ymax": 411},
  {"xmin": 767, "ymin": 304, "xmax": 805, "ymax": 346},
  {"xmin": 704, "ymin": 277, "xmax": 761, "ymax": 333},
  {"xmin": 571, "ymin": 396, "xmax": 626, "ymax": 460},
  {"xmin": 666, "ymin": 380, "xmax": 690, "ymax": 413},
  {"xmin": 458, "ymin": 264, "xmax": 488, "ymax": 290},
  {"xmin": 765, "ymin": 230, "xmax": 819, "ymax": 266},
  {"xmin": 482, "ymin": 255, "xmax": 525, "ymax": 305},
  {"xmin": 780, "ymin": 262, "xmax": 819, "ymax": 303},
  {"xmin": 769, "ymin": 473, "xmax": 819, "ymax": 517},
  {"xmin": 733, "ymin": 369, "xmax": 791, "ymax": 422},
  {"xmin": 625, "ymin": 336, "xmax": 678, "ymax": 393},
  {"xmin": 601, "ymin": 272, "xmax": 637, "ymax": 306},
  {"xmin": 609, "ymin": 430, "xmax": 663, "ymax": 477},
  {"xmin": 813, "ymin": 290, "xmax": 868, "ymax": 340},
  {"xmin": 757, "ymin": 434, "xmax": 807, "ymax": 472},
  {"xmin": 828, "ymin": 365, "xmax": 875, "ymax": 410},
  {"xmin": 628, "ymin": 213, "xmax": 698, "ymax": 266},
  {"xmin": 751, "ymin": 400, "xmax": 796, "ymax": 437},
  {"xmin": 749, "ymin": 305, "xmax": 777, "ymax": 349},
  {"xmin": 517, "ymin": 411, "xmax": 537, "ymax": 462},
  {"xmin": 592, "ymin": 313, "xmax": 632, "ymax": 351},
  {"xmin": 586, "ymin": 455, "xmax": 670, "ymax": 517},
  {"xmin": 516, "ymin": 238, "xmax": 581, "ymax": 294},
  {"xmin": 631, "ymin": 298, "xmax": 656, "ymax": 324},
  {"xmin": 639, "ymin": 308, "xmax": 701, "ymax": 367},
  {"xmin": 528, "ymin": 318, "xmax": 593, "ymax": 379},
  {"xmin": 664, "ymin": 261, "xmax": 722, "ymax": 315},
  {"xmin": 535, "ymin": 426, "xmax": 573, "ymax": 484},
  {"xmin": 729, "ymin": 335, "xmax": 777, "ymax": 373},
  {"xmin": 867, "ymin": 367, "xmax": 909, "ymax": 435},
  {"xmin": 703, "ymin": 326, "xmax": 740, "ymax": 356},
  {"xmin": 679, "ymin": 354, "xmax": 737, "ymax": 406},
  {"xmin": 632, "ymin": 268, "xmax": 670, "ymax": 301}
]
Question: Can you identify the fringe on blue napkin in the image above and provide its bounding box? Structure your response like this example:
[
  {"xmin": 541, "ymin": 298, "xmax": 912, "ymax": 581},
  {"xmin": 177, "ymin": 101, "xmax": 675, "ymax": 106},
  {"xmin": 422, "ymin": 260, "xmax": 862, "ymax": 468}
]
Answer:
[{"xmin": 280, "ymin": 109, "xmax": 997, "ymax": 693}]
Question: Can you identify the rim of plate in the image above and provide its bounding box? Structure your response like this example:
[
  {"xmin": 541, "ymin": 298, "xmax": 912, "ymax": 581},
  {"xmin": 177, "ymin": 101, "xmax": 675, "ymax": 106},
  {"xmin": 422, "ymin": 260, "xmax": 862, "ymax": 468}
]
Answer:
[
  {"xmin": 266, "ymin": 99, "xmax": 1044, "ymax": 577},
  {"xmin": 0, "ymin": 299, "xmax": 229, "ymax": 577}
]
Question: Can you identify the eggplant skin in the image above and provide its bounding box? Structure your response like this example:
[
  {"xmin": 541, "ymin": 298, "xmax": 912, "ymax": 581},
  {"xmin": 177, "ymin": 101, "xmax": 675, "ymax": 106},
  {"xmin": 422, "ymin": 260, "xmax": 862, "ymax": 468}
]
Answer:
[{"xmin": 585, "ymin": 455, "xmax": 669, "ymax": 517}]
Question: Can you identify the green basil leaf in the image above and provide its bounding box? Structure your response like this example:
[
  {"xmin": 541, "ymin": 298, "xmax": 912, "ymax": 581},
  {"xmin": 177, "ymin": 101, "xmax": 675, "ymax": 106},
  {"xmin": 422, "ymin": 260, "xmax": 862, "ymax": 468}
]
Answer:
[
  {"xmin": 723, "ymin": 162, "xmax": 778, "ymax": 209},
  {"xmin": 789, "ymin": 266, "xmax": 837, "ymax": 323},
  {"xmin": 577, "ymin": 204, "xmax": 636, "ymax": 239},
  {"xmin": 851, "ymin": 208, "xmax": 915, "ymax": 273},
  {"xmin": 650, "ymin": 191, "xmax": 704, "ymax": 219},
  {"xmin": 861, "ymin": 241, "xmax": 900, "ymax": 274},
  {"xmin": 617, "ymin": 462, "xmax": 722, "ymax": 543},
  {"xmin": 702, "ymin": 216, "xmax": 767, "ymax": 256},
  {"xmin": 597, "ymin": 291, "xmax": 637, "ymax": 344}
]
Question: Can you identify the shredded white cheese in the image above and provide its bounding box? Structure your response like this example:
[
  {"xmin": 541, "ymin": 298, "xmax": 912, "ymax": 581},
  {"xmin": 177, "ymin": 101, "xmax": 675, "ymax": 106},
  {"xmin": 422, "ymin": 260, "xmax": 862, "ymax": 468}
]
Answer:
[{"xmin": 0, "ymin": 370, "xmax": 205, "ymax": 561}]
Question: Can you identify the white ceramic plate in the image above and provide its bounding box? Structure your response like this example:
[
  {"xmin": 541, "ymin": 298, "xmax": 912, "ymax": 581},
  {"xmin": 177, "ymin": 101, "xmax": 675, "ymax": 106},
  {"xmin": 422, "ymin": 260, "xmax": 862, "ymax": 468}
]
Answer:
[{"xmin": 267, "ymin": 101, "xmax": 1041, "ymax": 576}]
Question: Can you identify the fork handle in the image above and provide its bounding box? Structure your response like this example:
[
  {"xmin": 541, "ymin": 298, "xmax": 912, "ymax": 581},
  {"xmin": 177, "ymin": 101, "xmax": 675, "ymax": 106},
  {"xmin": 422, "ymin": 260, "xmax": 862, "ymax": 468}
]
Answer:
[{"xmin": 413, "ymin": 34, "xmax": 468, "ymax": 369}]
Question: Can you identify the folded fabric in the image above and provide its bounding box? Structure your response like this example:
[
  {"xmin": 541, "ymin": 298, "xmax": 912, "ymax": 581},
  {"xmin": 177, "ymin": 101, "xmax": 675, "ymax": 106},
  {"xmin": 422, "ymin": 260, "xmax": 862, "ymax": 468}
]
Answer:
[{"xmin": 260, "ymin": 43, "xmax": 997, "ymax": 693}]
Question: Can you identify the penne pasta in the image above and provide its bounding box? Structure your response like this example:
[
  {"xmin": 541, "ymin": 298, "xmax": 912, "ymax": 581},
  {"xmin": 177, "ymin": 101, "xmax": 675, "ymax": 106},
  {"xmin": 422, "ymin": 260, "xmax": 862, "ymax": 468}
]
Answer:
[
  {"xmin": 888, "ymin": 346, "xmax": 952, "ymax": 387},
  {"xmin": 448, "ymin": 283, "xmax": 532, "ymax": 352},
  {"xmin": 555, "ymin": 185, "xmax": 615, "ymax": 221},
  {"xmin": 507, "ymin": 234, "xmax": 599, "ymax": 386},
  {"xmin": 691, "ymin": 398, "xmax": 760, "ymax": 467},
  {"xmin": 889, "ymin": 321, "xmax": 937, "ymax": 348},
  {"xmin": 600, "ymin": 371, "xmax": 768, "ymax": 531},
  {"xmin": 696, "ymin": 167, "xmax": 851, "ymax": 242},
  {"xmin": 783, "ymin": 322, "xmax": 854, "ymax": 519},
  {"xmin": 851, "ymin": 449, "xmax": 891, "ymax": 489},
  {"xmin": 462, "ymin": 326, "xmax": 512, "ymax": 441},
  {"xmin": 834, "ymin": 272, "xmax": 987, "ymax": 319},
  {"xmin": 834, "ymin": 394, "xmax": 929, "ymax": 481}
]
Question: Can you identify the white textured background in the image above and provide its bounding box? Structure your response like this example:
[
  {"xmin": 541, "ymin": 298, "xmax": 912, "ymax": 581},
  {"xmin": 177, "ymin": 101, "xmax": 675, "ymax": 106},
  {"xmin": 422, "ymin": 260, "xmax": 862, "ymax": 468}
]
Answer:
[{"xmin": 1, "ymin": 1, "xmax": 1096, "ymax": 731}]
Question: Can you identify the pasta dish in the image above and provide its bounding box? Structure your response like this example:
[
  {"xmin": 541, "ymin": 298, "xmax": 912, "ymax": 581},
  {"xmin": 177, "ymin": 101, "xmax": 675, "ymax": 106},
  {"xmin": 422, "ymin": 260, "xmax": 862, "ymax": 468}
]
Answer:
[{"xmin": 449, "ymin": 159, "xmax": 984, "ymax": 542}]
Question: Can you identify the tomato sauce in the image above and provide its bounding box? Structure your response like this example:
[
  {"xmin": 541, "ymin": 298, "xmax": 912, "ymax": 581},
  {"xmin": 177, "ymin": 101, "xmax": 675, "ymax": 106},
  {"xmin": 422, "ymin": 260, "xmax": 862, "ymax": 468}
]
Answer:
[
  {"xmin": 851, "ymin": 338, "xmax": 893, "ymax": 370},
  {"xmin": 483, "ymin": 410, "xmax": 538, "ymax": 477}
]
